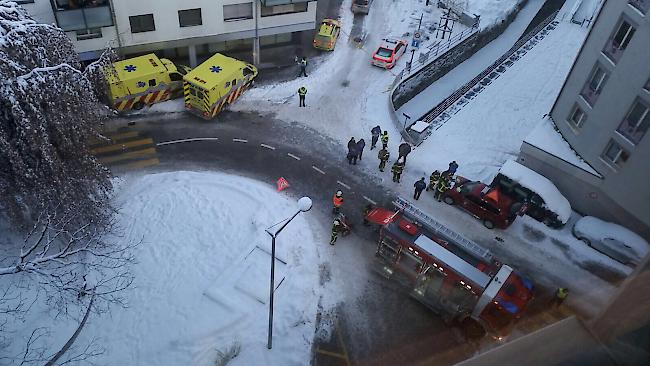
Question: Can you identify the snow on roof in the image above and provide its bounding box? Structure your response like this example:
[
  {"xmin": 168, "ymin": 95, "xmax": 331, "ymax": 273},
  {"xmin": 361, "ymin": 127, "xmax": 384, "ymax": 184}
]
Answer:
[
  {"xmin": 524, "ymin": 116, "xmax": 601, "ymax": 177},
  {"xmin": 499, "ymin": 160, "xmax": 572, "ymax": 223}
]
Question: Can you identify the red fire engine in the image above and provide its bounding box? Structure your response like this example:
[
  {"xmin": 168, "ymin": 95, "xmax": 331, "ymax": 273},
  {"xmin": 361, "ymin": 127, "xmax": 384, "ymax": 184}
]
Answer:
[{"xmin": 366, "ymin": 197, "xmax": 534, "ymax": 338}]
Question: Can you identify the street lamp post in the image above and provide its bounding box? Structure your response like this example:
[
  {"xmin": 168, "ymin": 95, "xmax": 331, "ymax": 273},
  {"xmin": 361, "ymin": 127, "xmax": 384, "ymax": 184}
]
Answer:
[{"xmin": 266, "ymin": 196, "xmax": 313, "ymax": 349}]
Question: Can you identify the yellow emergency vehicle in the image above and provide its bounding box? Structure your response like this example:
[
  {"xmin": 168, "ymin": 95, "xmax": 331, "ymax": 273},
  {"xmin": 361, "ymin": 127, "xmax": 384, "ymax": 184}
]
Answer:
[
  {"xmin": 104, "ymin": 54, "xmax": 191, "ymax": 111},
  {"xmin": 313, "ymin": 19, "xmax": 341, "ymax": 51},
  {"xmin": 183, "ymin": 53, "xmax": 258, "ymax": 120}
]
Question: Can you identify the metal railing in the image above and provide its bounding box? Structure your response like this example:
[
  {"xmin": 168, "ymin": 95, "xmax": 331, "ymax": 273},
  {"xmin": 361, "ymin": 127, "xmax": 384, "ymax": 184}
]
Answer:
[
  {"xmin": 419, "ymin": 11, "xmax": 560, "ymax": 125},
  {"xmin": 393, "ymin": 197, "xmax": 494, "ymax": 262}
]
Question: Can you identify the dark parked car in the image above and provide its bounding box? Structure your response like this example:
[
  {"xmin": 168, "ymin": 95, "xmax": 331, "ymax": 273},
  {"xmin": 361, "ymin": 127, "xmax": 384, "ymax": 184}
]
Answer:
[
  {"xmin": 351, "ymin": 0, "xmax": 373, "ymax": 14},
  {"xmin": 443, "ymin": 179, "xmax": 521, "ymax": 229}
]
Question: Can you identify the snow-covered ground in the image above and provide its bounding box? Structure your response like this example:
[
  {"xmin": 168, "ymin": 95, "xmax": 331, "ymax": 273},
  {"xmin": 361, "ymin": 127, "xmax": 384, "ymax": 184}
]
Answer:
[{"xmin": 3, "ymin": 171, "xmax": 334, "ymax": 366}]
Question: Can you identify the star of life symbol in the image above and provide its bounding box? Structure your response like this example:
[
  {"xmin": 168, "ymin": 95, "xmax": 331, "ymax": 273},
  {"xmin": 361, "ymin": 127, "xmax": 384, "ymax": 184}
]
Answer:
[
  {"xmin": 210, "ymin": 65, "xmax": 222, "ymax": 73},
  {"xmin": 124, "ymin": 65, "xmax": 137, "ymax": 72}
]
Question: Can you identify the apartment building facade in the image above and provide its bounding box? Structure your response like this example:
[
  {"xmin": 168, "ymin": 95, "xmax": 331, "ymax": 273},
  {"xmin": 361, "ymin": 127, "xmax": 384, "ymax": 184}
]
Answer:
[
  {"xmin": 18, "ymin": 0, "xmax": 317, "ymax": 66},
  {"xmin": 519, "ymin": 0, "xmax": 650, "ymax": 238}
]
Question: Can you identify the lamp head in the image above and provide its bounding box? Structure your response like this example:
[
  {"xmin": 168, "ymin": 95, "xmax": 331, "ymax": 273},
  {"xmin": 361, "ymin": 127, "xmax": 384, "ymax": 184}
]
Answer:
[{"xmin": 298, "ymin": 197, "xmax": 313, "ymax": 212}]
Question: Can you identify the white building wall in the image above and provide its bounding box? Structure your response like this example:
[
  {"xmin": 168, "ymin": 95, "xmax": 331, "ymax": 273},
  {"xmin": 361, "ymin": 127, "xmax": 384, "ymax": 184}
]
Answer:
[{"xmin": 20, "ymin": 0, "xmax": 316, "ymax": 59}]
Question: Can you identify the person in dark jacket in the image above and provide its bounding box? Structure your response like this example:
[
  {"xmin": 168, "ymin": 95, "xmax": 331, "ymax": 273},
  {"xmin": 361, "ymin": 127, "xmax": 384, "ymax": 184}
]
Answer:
[
  {"xmin": 298, "ymin": 56, "xmax": 308, "ymax": 77},
  {"xmin": 444, "ymin": 160, "xmax": 459, "ymax": 176},
  {"xmin": 347, "ymin": 137, "xmax": 357, "ymax": 164},
  {"xmin": 398, "ymin": 142, "xmax": 412, "ymax": 164},
  {"xmin": 378, "ymin": 148, "xmax": 390, "ymax": 172},
  {"xmin": 413, "ymin": 177, "xmax": 426, "ymax": 200},
  {"xmin": 370, "ymin": 126, "xmax": 382, "ymax": 150},
  {"xmin": 362, "ymin": 204, "xmax": 373, "ymax": 226},
  {"xmin": 356, "ymin": 139, "xmax": 366, "ymax": 160}
]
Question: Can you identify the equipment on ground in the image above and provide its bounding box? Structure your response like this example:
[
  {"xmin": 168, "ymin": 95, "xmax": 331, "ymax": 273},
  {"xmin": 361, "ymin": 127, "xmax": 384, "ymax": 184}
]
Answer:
[
  {"xmin": 365, "ymin": 197, "xmax": 534, "ymax": 339},
  {"xmin": 183, "ymin": 53, "xmax": 257, "ymax": 120},
  {"xmin": 104, "ymin": 53, "xmax": 191, "ymax": 111}
]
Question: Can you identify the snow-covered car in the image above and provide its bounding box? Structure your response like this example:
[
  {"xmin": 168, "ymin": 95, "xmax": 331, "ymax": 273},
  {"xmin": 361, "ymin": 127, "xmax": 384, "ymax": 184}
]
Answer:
[
  {"xmin": 371, "ymin": 38, "xmax": 408, "ymax": 69},
  {"xmin": 572, "ymin": 216, "xmax": 650, "ymax": 266}
]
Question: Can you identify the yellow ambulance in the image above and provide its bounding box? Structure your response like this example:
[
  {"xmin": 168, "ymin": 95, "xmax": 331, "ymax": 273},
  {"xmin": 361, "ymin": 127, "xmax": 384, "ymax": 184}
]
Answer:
[
  {"xmin": 104, "ymin": 54, "xmax": 191, "ymax": 111},
  {"xmin": 183, "ymin": 53, "xmax": 258, "ymax": 120}
]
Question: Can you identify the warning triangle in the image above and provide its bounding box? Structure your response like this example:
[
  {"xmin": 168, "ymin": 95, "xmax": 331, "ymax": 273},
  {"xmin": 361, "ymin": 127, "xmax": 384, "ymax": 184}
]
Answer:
[{"xmin": 276, "ymin": 177, "xmax": 290, "ymax": 191}]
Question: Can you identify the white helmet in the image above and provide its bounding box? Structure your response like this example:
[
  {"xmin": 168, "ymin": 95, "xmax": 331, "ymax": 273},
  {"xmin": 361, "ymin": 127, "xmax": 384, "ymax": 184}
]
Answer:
[
  {"xmin": 333, "ymin": 219, "xmax": 341, "ymax": 225},
  {"xmin": 336, "ymin": 190, "xmax": 343, "ymax": 197}
]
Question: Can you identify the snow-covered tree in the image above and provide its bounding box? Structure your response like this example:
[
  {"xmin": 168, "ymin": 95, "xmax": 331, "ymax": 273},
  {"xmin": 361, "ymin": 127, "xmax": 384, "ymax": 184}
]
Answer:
[{"xmin": 0, "ymin": 1, "xmax": 112, "ymax": 226}]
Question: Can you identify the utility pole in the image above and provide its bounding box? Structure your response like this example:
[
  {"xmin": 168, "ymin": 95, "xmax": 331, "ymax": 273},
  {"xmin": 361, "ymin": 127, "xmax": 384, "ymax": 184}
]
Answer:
[{"xmin": 253, "ymin": 0, "xmax": 260, "ymax": 66}]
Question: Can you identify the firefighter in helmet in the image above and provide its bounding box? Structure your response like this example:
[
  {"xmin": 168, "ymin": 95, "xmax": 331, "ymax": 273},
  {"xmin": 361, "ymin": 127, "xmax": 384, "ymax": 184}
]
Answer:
[
  {"xmin": 330, "ymin": 219, "xmax": 341, "ymax": 245},
  {"xmin": 332, "ymin": 190, "xmax": 344, "ymax": 215},
  {"xmin": 427, "ymin": 170, "xmax": 441, "ymax": 191}
]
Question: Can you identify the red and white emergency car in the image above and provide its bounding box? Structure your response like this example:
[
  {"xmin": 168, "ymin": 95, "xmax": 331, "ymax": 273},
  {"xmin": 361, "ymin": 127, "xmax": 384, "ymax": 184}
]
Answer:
[
  {"xmin": 371, "ymin": 38, "xmax": 408, "ymax": 69},
  {"xmin": 365, "ymin": 197, "xmax": 534, "ymax": 339}
]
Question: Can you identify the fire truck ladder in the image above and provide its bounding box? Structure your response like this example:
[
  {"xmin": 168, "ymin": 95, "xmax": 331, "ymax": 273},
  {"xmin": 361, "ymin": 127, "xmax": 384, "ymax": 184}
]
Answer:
[{"xmin": 393, "ymin": 197, "xmax": 494, "ymax": 262}]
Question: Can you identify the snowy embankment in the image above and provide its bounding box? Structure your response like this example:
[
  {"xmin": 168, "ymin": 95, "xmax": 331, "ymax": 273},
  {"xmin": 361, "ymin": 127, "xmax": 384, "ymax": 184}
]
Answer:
[{"xmin": 7, "ymin": 172, "xmax": 331, "ymax": 366}]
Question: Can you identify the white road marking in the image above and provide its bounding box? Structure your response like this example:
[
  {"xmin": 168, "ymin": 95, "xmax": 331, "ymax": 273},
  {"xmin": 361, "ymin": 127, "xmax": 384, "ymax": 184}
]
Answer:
[
  {"xmin": 287, "ymin": 153, "xmax": 301, "ymax": 161},
  {"xmin": 233, "ymin": 138, "xmax": 248, "ymax": 143},
  {"xmin": 312, "ymin": 166, "xmax": 326, "ymax": 175},
  {"xmin": 156, "ymin": 137, "xmax": 219, "ymax": 146},
  {"xmin": 337, "ymin": 180, "xmax": 351, "ymax": 190},
  {"xmin": 260, "ymin": 144, "xmax": 276, "ymax": 150},
  {"xmin": 363, "ymin": 196, "xmax": 377, "ymax": 205}
]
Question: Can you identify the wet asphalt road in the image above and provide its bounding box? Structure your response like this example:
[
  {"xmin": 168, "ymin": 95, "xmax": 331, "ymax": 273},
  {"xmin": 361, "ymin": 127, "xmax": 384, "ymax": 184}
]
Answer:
[{"xmin": 111, "ymin": 110, "xmax": 472, "ymax": 365}]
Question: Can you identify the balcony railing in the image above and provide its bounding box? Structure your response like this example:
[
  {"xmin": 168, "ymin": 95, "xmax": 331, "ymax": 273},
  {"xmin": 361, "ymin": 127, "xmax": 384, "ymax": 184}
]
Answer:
[
  {"xmin": 53, "ymin": 3, "xmax": 113, "ymax": 32},
  {"xmin": 629, "ymin": 0, "xmax": 649, "ymax": 14},
  {"xmin": 261, "ymin": 0, "xmax": 311, "ymax": 5}
]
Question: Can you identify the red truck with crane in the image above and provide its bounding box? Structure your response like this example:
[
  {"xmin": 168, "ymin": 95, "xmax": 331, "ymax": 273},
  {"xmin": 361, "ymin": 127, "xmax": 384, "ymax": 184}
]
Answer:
[{"xmin": 365, "ymin": 197, "xmax": 534, "ymax": 339}]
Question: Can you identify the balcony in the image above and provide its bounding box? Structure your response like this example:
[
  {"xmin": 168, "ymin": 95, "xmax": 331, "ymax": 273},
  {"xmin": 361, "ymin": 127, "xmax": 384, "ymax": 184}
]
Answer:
[
  {"xmin": 52, "ymin": 0, "xmax": 113, "ymax": 32},
  {"xmin": 629, "ymin": 0, "xmax": 649, "ymax": 15}
]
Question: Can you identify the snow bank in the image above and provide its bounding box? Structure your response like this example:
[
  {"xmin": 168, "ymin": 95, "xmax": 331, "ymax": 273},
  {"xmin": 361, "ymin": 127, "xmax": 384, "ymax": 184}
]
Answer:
[
  {"xmin": 73, "ymin": 171, "xmax": 327, "ymax": 366},
  {"xmin": 524, "ymin": 116, "xmax": 601, "ymax": 176},
  {"xmin": 499, "ymin": 160, "xmax": 572, "ymax": 223},
  {"xmin": 467, "ymin": 0, "xmax": 525, "ymax": 29}
]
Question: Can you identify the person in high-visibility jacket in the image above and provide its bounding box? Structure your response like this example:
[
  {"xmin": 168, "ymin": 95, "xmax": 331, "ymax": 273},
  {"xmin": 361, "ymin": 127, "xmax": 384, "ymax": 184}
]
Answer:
[
  {"xmin": 391, "ymin": 161, "xmax": 404, "ymax": 183},
  {"xmin": 381, "ymin": 131, "xmax": 389, "ymax": 149},
  {"xmin": 332, "ymin": 190, "xmax": 343, "ymax": 215},
  {"xmin": 330, "ymin": 219, "xmax": 341, "ymax": 245},
  {"xmin": 427, "ymin": 170, "xmax": 441, "ymax": 191},
  {"xmin": 435, "ymin": 175, "xmax": 451, "ymax": 201},
  {"xmin": 552, "ymin": 287, "xmax": 569, "ymax": 307},
  {"xmin": 298, "ymin": 86, "xmax": 307, "ymax": 107}
]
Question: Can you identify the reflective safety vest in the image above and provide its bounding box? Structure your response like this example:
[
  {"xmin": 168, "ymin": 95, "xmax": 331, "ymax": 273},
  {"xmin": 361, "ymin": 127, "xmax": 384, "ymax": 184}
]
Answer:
[
  {"xmin": 556, "ymin": 288, "xmax": 568, "ymax": 299},
  {"xmin": 378, "ymin": 149, "xmax": 389, "ymax": 161},
  {"xmin": 381, "ymin": 134, "xmax": 389, "ymax": 143},
  {"xmin": 391, "ymin": 163, "xmax": 403, "ymax": 174},
  {"xmin": 333, "ymin": 195, "xmax": 343, "ymax": 207},
  {"xmin": 298, "ymin": 87, "xmax": 307, "ymax": 96},
  {"xmin": 437, "ymin": 179, "xmax": 450, "ymax": 192}
]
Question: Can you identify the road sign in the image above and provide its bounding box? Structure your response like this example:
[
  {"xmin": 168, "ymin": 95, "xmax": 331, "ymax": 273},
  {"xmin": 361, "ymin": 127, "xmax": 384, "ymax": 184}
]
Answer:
[
  {"xmin": 414, "ymin": 31, "xmax": 421, "ymax": 39},
  {"xmin": 411, "ymin": 39, "xmax": 420, "ymax": 48},
  {"xmin": 276, "ymin": 177, "xmax": 290, "ymax": 191}
]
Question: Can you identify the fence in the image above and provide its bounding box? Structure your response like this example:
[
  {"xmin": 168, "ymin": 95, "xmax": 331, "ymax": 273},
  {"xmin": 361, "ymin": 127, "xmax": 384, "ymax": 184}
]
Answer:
[
  {"xmin": 419, "ymin": 10, "xmax": 560, "ymax": 126},
  {"xmin": 402, "ymin": 25, "xmax": 479, "ymax": 80}
]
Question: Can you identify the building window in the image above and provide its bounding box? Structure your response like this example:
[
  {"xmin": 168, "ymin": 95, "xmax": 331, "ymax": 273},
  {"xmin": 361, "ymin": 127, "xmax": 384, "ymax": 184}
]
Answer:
[
  {"xmin": 603, "ymin": 19, "xmax": 636, "ymax": 63},
  {"xmin": 16, "ymin": 1, "xmax": 35, "ymax": 4},
  {"xmin": 568, "ymin": 104, "xmax": 587, "ymax": 128},
  {"xmin": 261, "ymin": 3, "xmax": 308, "ymax": 17},
  {"xmin": 580, "ymin": 64, "xmax": 609, "ymax": 106},
  {"xmin": 602, "ymin": 140, "xmax": 630, "ymax": 167},
  {"xmin": 629, "ymin": 0, "xmax": 649, "ymax": 14},
  {"xmin": 617, "ymin": 99, "xmax": 650, "ymax": 144},
  {"xmin": 223, "ymin": 3, "xmax": 253, "ymax": 21},
  {"xmin": 75, "ymin": 27, "xmax": 102, "ymax": 40},
  {"xmin": 129, "ymin": 14, "xmax": 155, "ymax": 33},
  {"xmin": 50, "ymin": 0, "xmax": 113, "ymax": 32},
  {"xmin": 178, "ymin": 8, "xmax": 202, "ymax": 27}
]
